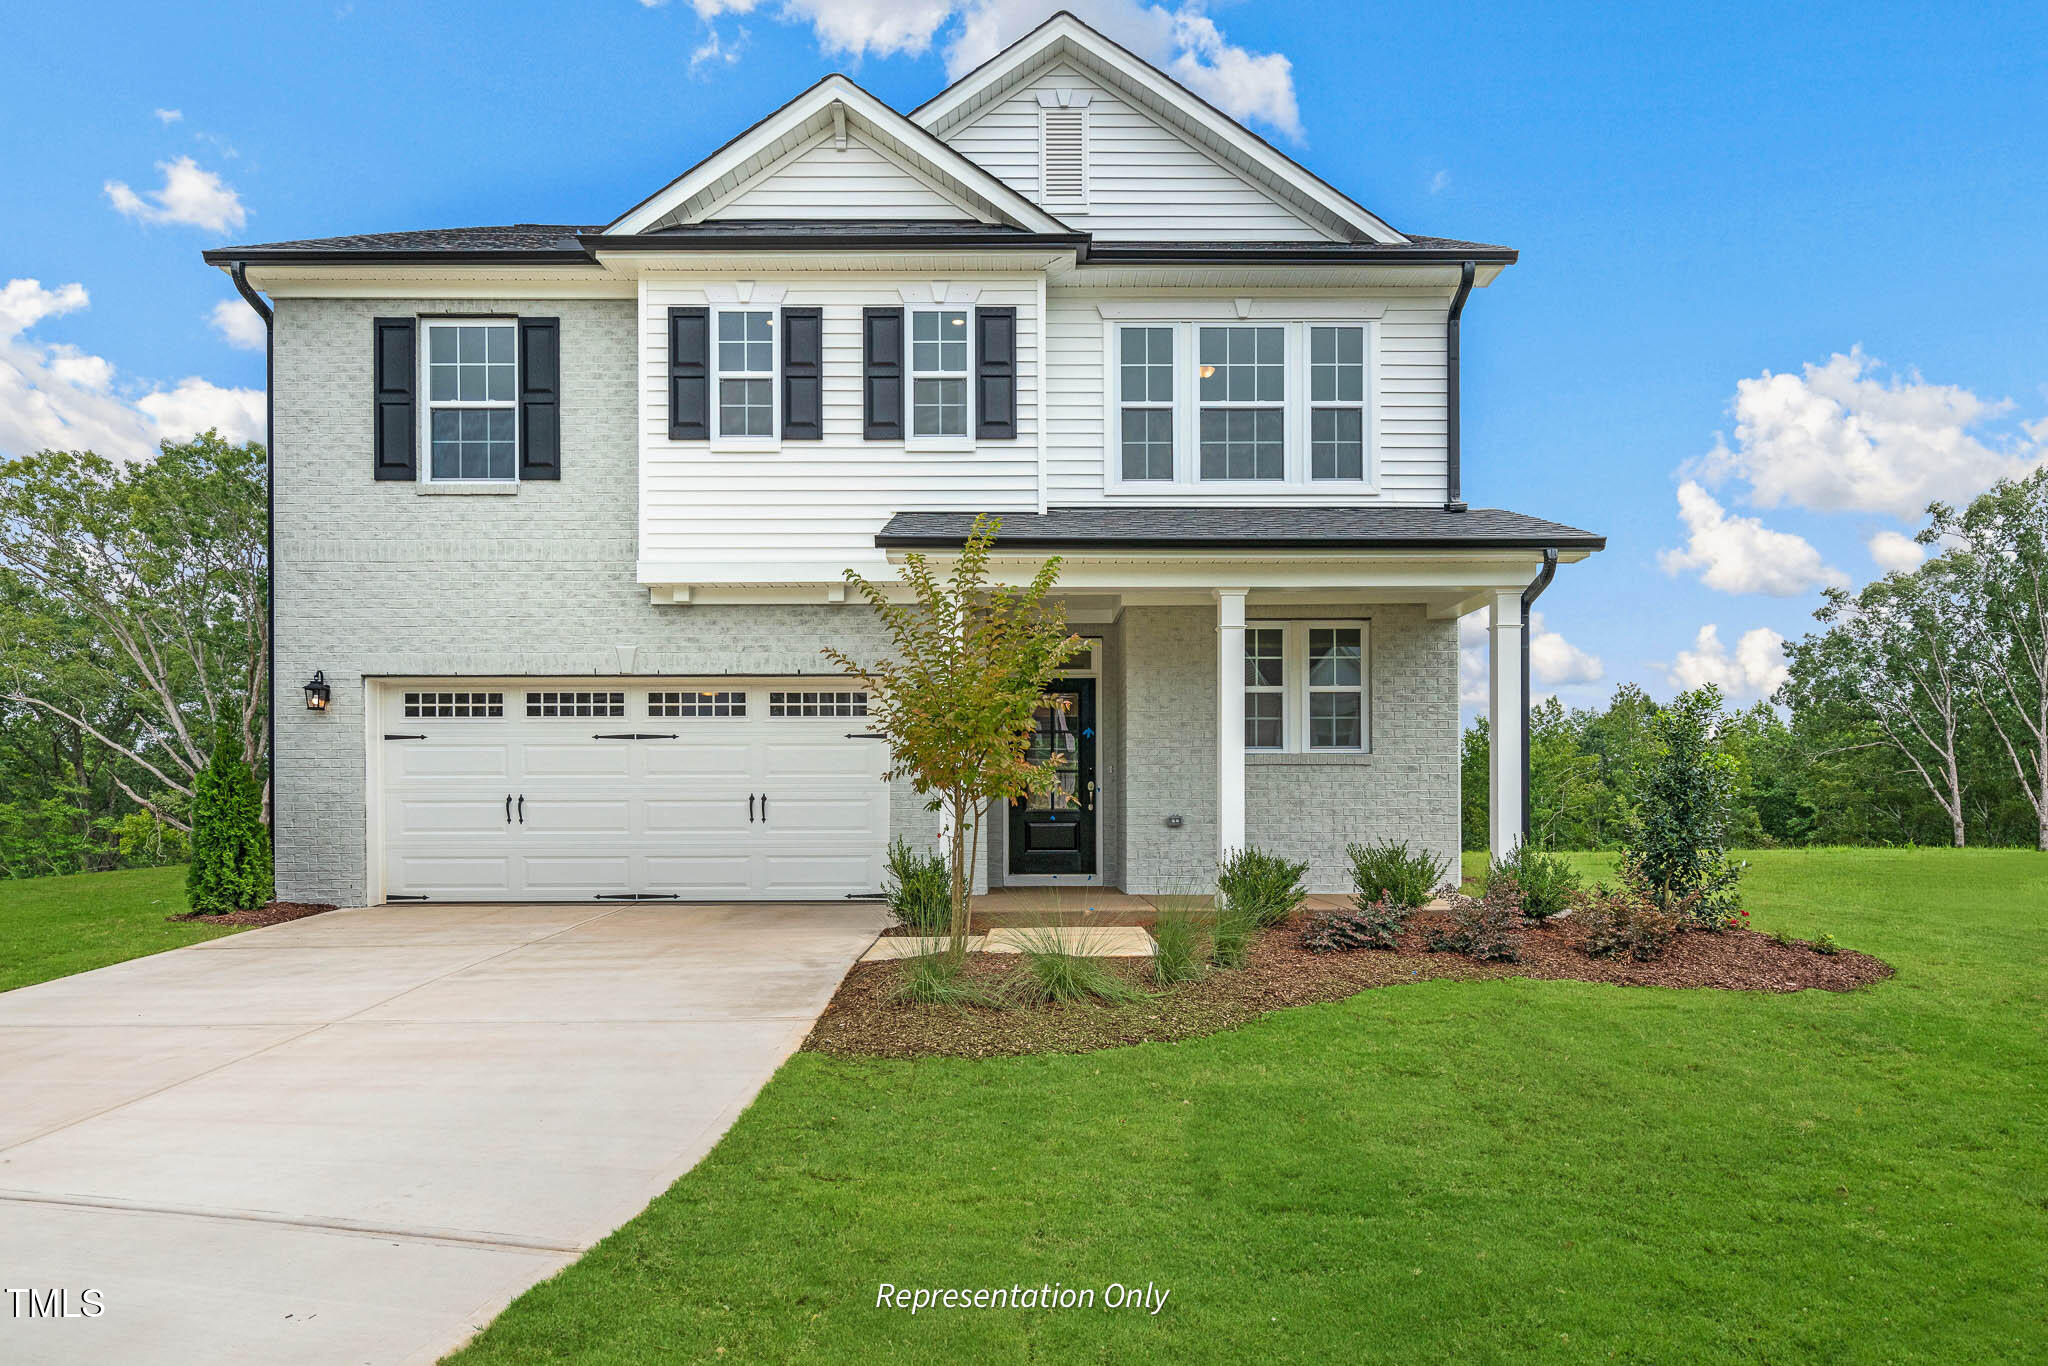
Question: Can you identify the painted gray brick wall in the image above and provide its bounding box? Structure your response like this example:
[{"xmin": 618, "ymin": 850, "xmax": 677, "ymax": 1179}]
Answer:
[
  {"xmin": 271, "ymin": 296, "xmax": 942, "ymax": 905},
  {"xmin": 1118, "ymin": 604, "xmax": 1460, "ymax": 895}
]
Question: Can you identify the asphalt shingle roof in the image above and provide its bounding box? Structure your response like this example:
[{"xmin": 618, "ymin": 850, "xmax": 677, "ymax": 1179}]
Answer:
[{"xmin": 875, "ymin": 506, "xmax": 1603, "ymax": 551}]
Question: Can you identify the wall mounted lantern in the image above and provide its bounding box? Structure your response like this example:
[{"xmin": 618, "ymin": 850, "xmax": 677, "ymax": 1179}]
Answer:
[{"xmin": 303, "ymin": 670, "xmax": 331, "ymax": 711}]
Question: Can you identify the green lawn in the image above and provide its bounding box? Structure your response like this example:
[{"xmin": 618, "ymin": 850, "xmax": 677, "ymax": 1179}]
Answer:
[
  {"xmin": 0, "ymin": 865, "xmax": 241, "ymax": 992},
  {"xmin": 451, "ymin": 849, "xmax": 2048, "ymax": 1364}
]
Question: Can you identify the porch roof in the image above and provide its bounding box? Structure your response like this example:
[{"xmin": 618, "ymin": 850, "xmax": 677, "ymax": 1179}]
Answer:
[{"xmin": 875, "ymin": 506, "xmax": 1605, "ymax": 553}]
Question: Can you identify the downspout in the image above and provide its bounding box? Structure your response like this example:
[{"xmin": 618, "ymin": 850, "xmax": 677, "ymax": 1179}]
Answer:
[
  {"xmin": 1519, "ymin": 548, "xmax": 1559, "ymax": 843},
  {"xmin": 1443, "ymin": 260, "xmax": 1476, "ymax": 513},
  {"xmin": 229, "ymin": 262, "xmax": 275, "ymax": 852}
]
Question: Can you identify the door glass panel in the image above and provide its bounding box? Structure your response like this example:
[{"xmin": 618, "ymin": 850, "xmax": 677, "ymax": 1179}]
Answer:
[{"xmin": 1024, "ymin": 699, "xmax": 1078, "ymax": 811}]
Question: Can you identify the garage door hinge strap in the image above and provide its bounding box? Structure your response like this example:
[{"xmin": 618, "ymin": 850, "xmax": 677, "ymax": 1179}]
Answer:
[
  {"xmin": 591, "ymin": 733, "xmax": 679, "ymax": 740},
  {"xmin": 384, "ymin": 733, "xmax": 426, "ymax": 740}
]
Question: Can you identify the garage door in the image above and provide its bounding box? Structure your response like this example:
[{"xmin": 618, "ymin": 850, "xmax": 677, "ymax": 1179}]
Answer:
[{"xmin": 378, "ymin": 682, "xmax": 889, "ymax": 901}]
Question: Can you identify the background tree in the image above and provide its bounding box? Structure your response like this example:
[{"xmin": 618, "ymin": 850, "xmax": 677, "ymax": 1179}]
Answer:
[
  {"xmin": 826, "ymin": 517, "xmax": 1082, "ymax": 951},
  {"xmin": 0, "ymin": 433, "xmax": 268, "ymax": 838},
  {"xmin": 1926, "ymin": 469, "xmax": 2048, "ymax": 849},
  {"xmin": 1780, "ymin": 562, "xmax": 1975, "ymax": 847}
]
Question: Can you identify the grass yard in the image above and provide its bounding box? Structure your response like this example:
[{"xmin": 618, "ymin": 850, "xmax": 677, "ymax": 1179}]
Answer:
[
  {"xmin": 0, "ymin": 865, "xmax": 237, "ymax": 992},
  {"xmin": 450, "ymin": 849, "xmax": 2048, "ymax": 1364}
]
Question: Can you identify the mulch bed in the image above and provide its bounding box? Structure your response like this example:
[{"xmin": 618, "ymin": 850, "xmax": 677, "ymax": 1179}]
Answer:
[
  {"xmin": 804, "ymin": 908, "xmax": 1894, "ymax": 1060},
  {"xmin": 170, "ymin": 900, "xmax": 338, "ymax": 928}
]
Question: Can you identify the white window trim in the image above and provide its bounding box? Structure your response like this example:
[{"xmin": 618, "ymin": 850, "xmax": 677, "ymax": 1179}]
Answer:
[
  {"xmin": 709, "ymin": 307, "xmax": 780, "ymax": 452},
  {"xmin": 419, "ymin": 316, "xmax": 519, "ymax": 486},
  {"xmin": 906, "ymin": 305, "xmax": 974, "ymax": 452},
  {"xmin": 1102, "ymin": 318, "xmax": 1379, "ymax": 496},
  {"xmin": 1244, "ymin": 619, "xmax": 1371, "ymax": 753}
]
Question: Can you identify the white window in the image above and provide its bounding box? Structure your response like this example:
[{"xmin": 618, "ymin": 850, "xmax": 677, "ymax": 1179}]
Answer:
[
  {"xmin": 424, "ymin": 320, "xmax": 516, "ymax": 482},
  {"xmin": 715, "ymin": 309, "xmax": 776, "ymax": 439},
  {"xmin": 1198, "ymin": 325, "xmax": 1286, "ymax": 481},
  {"xmin": 1117, "ymin": 325, "xmax": 1174, "ymax": 481},
  {"xmin": 768, "ymin": 690, "xmax": 869, "ymax": 717},
  {"xmin": 1309, "ymin": 326, "xmax": 1366, "ymax": 481},
  {"xmin": 649, "ymin": 690, "xmax": 746, "ymax": 718},
  {"xmin": 910, "ymin": 309, "xmax": 970, "ymax": 439},
  {"xmin": 1243, "ymin": 621, "xmax": 1369, "ymax": 753}
]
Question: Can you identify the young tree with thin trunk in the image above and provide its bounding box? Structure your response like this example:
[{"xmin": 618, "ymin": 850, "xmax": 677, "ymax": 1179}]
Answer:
[
  {"xmin": 826, "ymin": 516, "xmax": 1082, "ymax": 953},
  {"xmin": 1925, "ymin": 469, "xmax": 2048, "ymax": 850},
  {"xmin": 1780, "ymin": 561, "xmax": 1976, "ymax": 847}
]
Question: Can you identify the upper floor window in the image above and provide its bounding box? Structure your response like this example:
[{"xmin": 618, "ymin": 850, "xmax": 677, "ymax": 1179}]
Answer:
[
  {"xmin": 716, "ymin": 309, "xmax": 775, "ymax": 438},
  {"xmin": 425, "ymin": 320, "xmax": 516, "ymax": 482},
  {"xmin": 1111, "ymin": 320, "xmax": 1373, "ymax": 490},
  {"xmin": 911, "ymin": 308, "xmax": 969, "ymax": 438}
]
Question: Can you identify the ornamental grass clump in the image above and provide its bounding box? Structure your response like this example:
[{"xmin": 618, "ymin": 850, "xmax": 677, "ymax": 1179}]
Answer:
[
  {"xmin": 1008, "ymin": 925, "xmax": 1147, "ymax": 1006},
  {"xmin": 1217, "ymin": 847, "xmax": 1308, "ymax": 928},
  {"xmin": 882, "ymin": 839, "xmax": 951, "ymax": 937},
  {"xmin": 1487, "ymin": 843, "xmax": 1582, "ymax": 923},
  {"xmin": 1208, "ymin": 899, "xmax": 1260, "ymax": 969},
  {"xmin": 1148, "ymin": 903, "xmax": 1210, "ymax": 987},
  {"xmin": 892, "ymin": 950, "xmax": 1002, "ymax": 1007},
  {"xmin": 1300, "ymin": 894, "xmax": 1410, "ymax": 953},
  {"xmin": 1347, "ymin": 838, "xmax": 1449, "ymax": 910}
]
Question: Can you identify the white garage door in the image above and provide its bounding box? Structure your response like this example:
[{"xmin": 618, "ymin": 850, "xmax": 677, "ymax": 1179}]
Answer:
[{"xmin": 378, "ymin": 682, "xmax": 889, "ymax": 902}]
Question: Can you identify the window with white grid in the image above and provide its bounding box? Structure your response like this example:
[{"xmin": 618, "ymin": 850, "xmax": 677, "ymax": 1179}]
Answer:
[
  {"xmin": 649, "ymin": 690, "xmax": 746, "ymax": 718},
  {"xmin": 716, "ymin": 309, "xmax": 775, "ymax": 438},
  {"xmin": 524, "ymin": 691, "xmax": 625, "ymax": 718},
  {"xmin": 768, "ymin": 691, "xmax": 869, "ymax": 718},
  {"xmin": 403, "ymin": 691, "xmax": 504, "ymax": 719}
]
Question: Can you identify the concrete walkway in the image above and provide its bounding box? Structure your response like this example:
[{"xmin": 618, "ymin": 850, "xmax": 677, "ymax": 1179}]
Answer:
[{"xmin": 0, "ymin": 900, "xmax": 885, "ymax": 1366}]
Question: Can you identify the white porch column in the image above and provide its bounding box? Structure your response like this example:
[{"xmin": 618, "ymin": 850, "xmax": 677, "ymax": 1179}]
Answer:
[
  {"xmin": 1487, "ymin": 588, "xmax": 1526, "ymax": 860},
  {"xmin": 1216, "ymin": 588, "xmax": 1248, "ymax": 862}
]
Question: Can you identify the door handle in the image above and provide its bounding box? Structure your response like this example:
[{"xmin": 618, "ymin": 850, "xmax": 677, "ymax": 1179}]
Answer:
[
  {"xmin": 505, "ymin": 795, "xmax": 512, "ymax": 824},
  {"xmin": 760, "ymin": 793, "xmax": 768, "ymax": 823},
  {"xmin": 517, "ymin": 794, "xmax": 525, "ymax": 824},
  {"xmin": 748, "ymin": 794, "xmax": 755, "ymax": 823}
]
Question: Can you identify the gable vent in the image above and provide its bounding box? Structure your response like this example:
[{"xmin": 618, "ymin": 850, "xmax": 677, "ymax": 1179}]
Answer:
[{"xmin": 1040, "ymin": 108, "xmax": 1087, "ymax": 205}]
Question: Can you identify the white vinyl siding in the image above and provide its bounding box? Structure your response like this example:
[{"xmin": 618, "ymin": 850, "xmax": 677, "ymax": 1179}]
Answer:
[
  {"xmin": 1046, "ymin": 288, "xmax": 1453, "ymax": 504},
  {"xmin": 639, "ymin": 275, "xmax": 1040, "ymax": 582},
  {"xmin": 945, "ymin": 64, "xmax": 1333, "ymax": 241},
  {"xmin": 703, "ymin": 134, "xmax": 979, "ymax": 222}
]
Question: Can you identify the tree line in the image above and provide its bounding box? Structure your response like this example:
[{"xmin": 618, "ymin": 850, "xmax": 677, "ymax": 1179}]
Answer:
[{"xmin": 1465, "ymin": 469, "xmax": 2048, "ymax": 851}]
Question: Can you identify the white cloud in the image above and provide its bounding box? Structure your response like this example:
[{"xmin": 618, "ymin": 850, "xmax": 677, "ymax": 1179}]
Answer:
[
  {"xmin": 1658, "ymin": 479, "xmax": 1848, "ymax": 596},
  {"xmin": 1866, "ymin": 529, "xmax": 1925, "ymax": 574},
  {"xmin": 657, "ymin": 0, "xmax": 1304, "ymax": 138},
  {"xmin": 209, "ymin": 298, "xmax": 267, "ymax": 350},
  {"xmin": 0, "ymin": 278, "xmax": 263, "ymax": 460},
  {"xmin": 1427, "ymin": 169, "xmax": 1450, "ymax": 194},
  {"xmin": 1692, "ymin": 348, "xmax": 2048, "ymax": 518},
  {"xmin": 1667, "ymin": 625, "xmax": 1788, "ymax": 700},
  {"xmin": 153, "ymin": 107, "xmax": 183, "ymax": 125},
  {"xmin": 134, "ymin": 379, "xmax": 264, "ymax": 444},
  {"xmin": 690, "ymin": 24, "xmax": 746, "ymax": 67},
  {"xmin": 1458, "ymin": 609, "xmax": 1603, "ymax": 705},
  {"xmin": 104, "ymin": 156, "xmax": 247, "ymax": 233}
]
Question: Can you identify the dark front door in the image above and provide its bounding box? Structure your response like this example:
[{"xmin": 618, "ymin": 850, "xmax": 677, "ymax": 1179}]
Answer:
[{"xmin": 1008, "ymin": 679, "xmax": 1096, "ymax": 877}]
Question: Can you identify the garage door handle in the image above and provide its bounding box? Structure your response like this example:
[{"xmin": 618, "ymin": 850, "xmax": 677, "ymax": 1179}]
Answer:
[
  {"xmin": 760, "ymin": 793, "xmax": 768, "ymax": 822},
  {"xmin": 748, "ymin": 793, "xmax": 755, "ymax": 823},
  {"xmin": 505, "ymin": 795, "xmax": 512, "ymax": 824},
  {"xmin": 517, "ymin": 794, "xmax": 525, "ymax": 824}
]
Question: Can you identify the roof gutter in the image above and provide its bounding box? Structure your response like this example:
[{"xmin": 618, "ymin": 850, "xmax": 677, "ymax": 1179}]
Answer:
[
  {"xmin": 228, "ymin": 262, "xmax": 277, "ymax": 858},
  {"xmin": 1445, "ymin": 260, "xmax": 1476, "ymax": 513},
  {"xmin": 1518, "ymin": 547, "xmax": 1559, "ymax": 845}
]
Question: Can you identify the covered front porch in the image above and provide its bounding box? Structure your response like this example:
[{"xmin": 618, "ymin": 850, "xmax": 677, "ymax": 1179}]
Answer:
[{"xmin": 877, "ymin": 506, "xmax": 1604, "ymax": 896}]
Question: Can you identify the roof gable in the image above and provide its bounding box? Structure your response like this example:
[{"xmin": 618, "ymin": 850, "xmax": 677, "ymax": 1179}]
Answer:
[
  {"xmin": 608, "ymin": 74, "xmax": 1072, "ymax": 236},
  {"xmin": 702, "ymin": 131, "xmax": 977, "ymax": 223},
  {"xmin": 912, "ymin": 12, "xmax": 1406, "ymax": 246}
]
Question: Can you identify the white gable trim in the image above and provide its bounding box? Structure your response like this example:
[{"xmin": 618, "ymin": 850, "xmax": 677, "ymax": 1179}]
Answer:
[
  {"xmin": 694, "ymin": 126, "xmax": 986, "ymax": 225},
  {"xmin": 608, "ymin": 75, "xmax": 1074, "ymax": 236},
  {"xmin": 912, "ymin": 14, "xmax": 1406, "ymax": 246}
]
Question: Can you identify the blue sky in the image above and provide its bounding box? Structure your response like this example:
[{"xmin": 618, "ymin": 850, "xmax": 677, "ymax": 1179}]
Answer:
[{"xmin": 5, "ymin": 0, "xmax": 2046, "ymax": 713}]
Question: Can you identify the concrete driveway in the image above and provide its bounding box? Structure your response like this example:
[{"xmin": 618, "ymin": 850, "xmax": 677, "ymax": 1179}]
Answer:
[{"xmin": 0, "ymin": 900, "xmax": 885, "ymax": 1366}]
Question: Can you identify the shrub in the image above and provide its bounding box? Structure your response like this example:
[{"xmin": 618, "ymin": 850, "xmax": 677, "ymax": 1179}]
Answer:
[
  {"xmin": 1425, "ymin": 893, "xmax": 1522, "ymax": 962},
  {"xmin": 186, "ymin": 726, "xmax": 272, "ymax": 915},
  {"xmin": 1008, "ymin": 926, "xmax": 1147, "ymax": 1005},
  {"xmin": 892, "ymin": 950, "xmax": 1001, "ymax": 1007},
  {"xmin": 1581, "ymin": 885, "xmax": 1680, "ymax": 962},
  {"xmin": 1209, "ymin": 900, "xmax": 1260, "ymax": 969},
  {"xmin": 1347, "ymin": 839, "xmax": 1449, "ymax": 910},
  {"xmin": 1148, "ymin": 909, "xmax": 1209, "ymax": 987},
  {"xmin": 1812, "ymin": 931, "xmax": 1840, "ymax": 956},
  {"xmin": 1488, "ymin": 844, "xmax": 1582, "ymax": 922},
  {"xmin": 882, "ymin": 839, "xmax": 951, "ymax": 936},
  {"xmin": 1621, "ymin": 687, "xmax": 1746, "ymax": 930},
  {"xmin": 1300, "ymin": 895, "xmax": 1409, "ymax": 953},
  {"xmin": 1217, "ymin": 847, "xmax": 1309, "ymax": 928}
]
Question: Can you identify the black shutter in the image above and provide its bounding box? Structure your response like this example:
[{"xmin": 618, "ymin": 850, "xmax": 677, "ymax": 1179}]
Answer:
[
  {"xmin": 975, "ymin": 306, "xmax": 1017, "ymax": 439},
  {"xmin": 667, "ymin": 307, "xmax": 709, "ymax": 441},
  {"xmin": 372, "ymin": 317, "xmax": 416, "ymax": 480},
  {"xmin": 862, "ymin": 306, "xmax": 903, "ymax": 441},
  {"xmin": 781, "ymin": 307, "xmax": 822, "ymax": 441},
  {"xmin": 518, "ymin": 317, "xmax": 561, "ymax": 480}
]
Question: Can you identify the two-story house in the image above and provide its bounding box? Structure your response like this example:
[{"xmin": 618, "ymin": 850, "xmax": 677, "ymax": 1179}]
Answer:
[{"xmin": 206, "ymin": 12, "xmax": 1601, "ymax": 908}]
